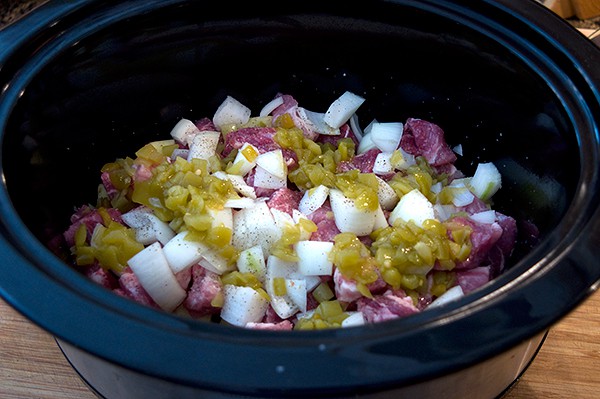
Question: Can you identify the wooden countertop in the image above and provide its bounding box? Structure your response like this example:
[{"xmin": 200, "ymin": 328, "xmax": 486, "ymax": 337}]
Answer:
[{"xmin": 1, "ymin": 290, "xmax": 599, "ymax": 398}]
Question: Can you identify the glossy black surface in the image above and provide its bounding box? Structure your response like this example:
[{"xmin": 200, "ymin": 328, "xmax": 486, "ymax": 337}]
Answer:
[{"xmin": 0, "ymin": 0, "xmax": 599, "ymax": 397}]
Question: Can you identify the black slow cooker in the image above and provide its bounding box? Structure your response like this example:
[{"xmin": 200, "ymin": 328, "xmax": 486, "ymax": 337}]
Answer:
[{"xmin": 0, "ymin": 1, "xmax": 599, "ymax": 398}]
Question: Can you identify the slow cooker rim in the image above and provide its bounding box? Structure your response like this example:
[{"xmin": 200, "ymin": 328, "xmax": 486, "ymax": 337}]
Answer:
[{"xmin": 0, "ymin": 0, "xmax": 599, "ymax": 395}]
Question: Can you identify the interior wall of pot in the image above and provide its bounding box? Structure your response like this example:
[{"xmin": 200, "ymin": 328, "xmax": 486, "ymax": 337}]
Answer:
[{"xmin": 2, "ymin": 2, "xmax": 578, "ymax": 270}]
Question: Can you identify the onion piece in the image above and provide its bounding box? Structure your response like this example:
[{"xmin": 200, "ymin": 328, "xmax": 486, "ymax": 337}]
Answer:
[
  {"xmin": 237, "ymin": 245, "xmax": 267, "ymax": 282},
  {"xmin": 469, "ymin": 162, "xmax": 502, "ymax": 201},
  {"xmin": 295, "ymin": 240, "xmax": 334, "ymax": 276},
  {"xmin": 370, "ymin": 122, "xmax": 404, "ymax": 153},
  {"xmin": 220, "ymin": 285, "xmax": 269, "ymax": 327},
  {"xmin": 121, "ymin": 207, "xmax": 175, "ymax": 245},
  {"xmin": 207, "ymin": 207, "xmax": 234, "ymax": 231},
  {"xmin": 391, "ymin": 148, "xmax": 416, "ymax": 170},
  {"xmin": 428, "ymin": 285, "xmax": 465, "ymax": 309},
  {"xmin": 349, "ymin": 113, "xmax": 363, "ymax": 141},
  {"xmin": 265, "ymin": 255, "xmax": 300, "ymax": 319},
  {"xmin": 162, "ymin": 231, "xmax": 207, "ymax": 273},
  {"xmin": 224, "ymin": 197, "xmax": 256, "ymax": 209},
  {"xmin": 329, "ymin": 188, "xmax": 377, "ymax": 236},
  {"xmin": 300, "ymin": 108, "xmax": 340, "ymax": 135},
  {"xmin": 187, "ymin": 131, "xmax": 220, "ymax": 162},
  {"xmin": 212, "ymin": 95, "xmax": 251, "ymax": 129},
  {"xmin": 285, "ymin": 279, "xmax": 307, "ymax": 313},
  {"xmin": 388, "ymin": 188, "xmax": 436, "ymax": 228},
  {"xmin": 469, "ymin": 210, "xmax": 497, "ymax": 224},
  {"xmin": 376, "ymin": 176, "xmax": 400, "ymax": 211},
  {"xmin": 170, "ymin": 118, "xmax": 200, "ymax": 146},
  {"xmin": 228, "ymin": 143, "xmax": 259, "ymax": 176},
  {"xmin": 342, "ymin": 312, "xmax": 366, "ymax": 328},
  {"xmin": 255, "ymin": 149, "xmax": 286, "ymax": 179},
  {"xmin": 232, "ymin": 200, "xmax": 281, "ymax": 254},
  {"xmin": 323, "ymin": 91, "xmax": 366, "ymax": 129},
  {"xmin": 373, "ymin": 152, "xmax": 393, "ymax": 175},
  {"xmin": 127, "ymin": 242, "xmax": 186, "ymax": 312},
  {"xmin": 451, "ymin": 187, "xmax": 475, "ymax": 207},
  {"xmin": 298, "ymin": 185, "xmax": 329, "ymax": 215},
  {"xmin": 252, "ymin": 165, "xmax": 287, "ymax": 189},
  {"xmin": 259, "ymin": 96, "xmax": 284, "ymax": 117},
  {"xmin": 357, "ymin": 132, "xmax": 377, "ymax": 154}
]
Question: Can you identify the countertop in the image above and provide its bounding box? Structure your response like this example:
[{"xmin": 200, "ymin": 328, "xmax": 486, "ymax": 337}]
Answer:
[{"xmin": 1, "ymin": 290, "xmax": 599, "ymax": 398}]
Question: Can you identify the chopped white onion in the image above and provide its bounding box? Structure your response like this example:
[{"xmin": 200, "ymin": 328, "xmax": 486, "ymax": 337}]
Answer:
[
  {"xmin": 199, "ymin": 249, "xmax": 235, "ymax": 275},
  {"xmin": 298, "ymin": 185, "xmax": 329, "ymax": 215},
  {"xmin": 388, "ymin": 188, "xmax": 436, "ymax": 228},
  {"xmin": 259, "ymin": 96, "xmax": 284, "ymax": 117},
  {"xmin": 223, "ymin": 173, "xmax": 257, "ymax": 199},
  {"xmin": 300, "ymin": 108, "xmax": 340, "ymax": 135},
  {"xmin": 127, "ymin": 242, "xmax": 186, "ymax": 312},
  {"xmin": 391, "ymin": 148, "xmax": 416, "ymax": 170},
  {"xmin": 469, "ymin": 162, "xmax": 502, "ymax": 201},
  {"xmin": 453, "ymin": 144, "xmax": 463, "ymax": 156},
  {"xmin": 170, "ymin": 118, "xmax": 201, "ymax": 146},
  {"xmin": 212, "ymin": 96, "xmax": 251, "ymax": 129},
  {"xmin": 295, "ymin": 240, "xmax": 334, "ymax": 276},
  {"xmin": 221, "ymin": 285, "xmax": 269, "ymax": 327},
  {"xmin": 469, "ymin": 210, "xmax": 497, "ymax": 224},
  {"xmin": 255, "ymin": 149, "xmax": 286, "ymax": 179},
  {"xmin": 237, "ymin": 245, "xmax": 267, "ymax": 282},
  {"xmin": 348, "ymin": 113, "xmax": 363, "ymax": 141},
  {"xmin": 229, "ymin": 143, "xmax": 259, "ymax": 176},
  {"xmin": 433, "ymin": 203, "xmax": 457, "ymax": 222},
  {"xmin": 451, "ymin": 187, "xmax": 475, "ymax": 207},
  {"xmin": 376, "ymin": 176, "xmax": 400, "ymax": 211},
  {"xmin": 357, "ymin": 132, "xmax": 377, "ymax": 154},
  {"xmin": 162, "ymin": 231, "xmax": 208, "ymax": 274},
  {"xmin": 373, "ymin": 152, "xmax": 393, "ymax": 175},
  {"xmin": 428, "ymin": 285, "xmax": 465, "ymax": 309},
  {"xmin": 265, "ymin": 255, "xmax": 300, "ymax": 319},
  {"xmin": 121, "ymin": 207, "xmax": 175, "ymax": 246},
  {"xmin": 207, "ymin": 207, "xmax": 233, "ymax": 230},
  {"xmin": 323, "ymin": 91, "xmax": 366, "ymax": 129},
  {"xmin": 285, "ymin": 279, "xmax": 307, "ymax": 313},
  {"xmin": 370, "ymin": 122, "xmax": 404, "ymax": 153},
  {"xmin": 187, "ymin": 131, "xmax": 220, "ymax": 162},
  {"xmin": 341, "ymin": 311, "xmax": 366, "ymax": 327},
  {"xmin": 232, "ymin": 200, "xmax": 281, "ymax": 254},
  {"xmin": 252, "ymin": 165, "xmax": 287, "ymax": 189},
  {"xmin": 329, "ymin": 188, "xmax": 377, "ymax": 236},
  {"xmin": 224, "ymin": 197, "xmax": 257, "ymax": 209}
]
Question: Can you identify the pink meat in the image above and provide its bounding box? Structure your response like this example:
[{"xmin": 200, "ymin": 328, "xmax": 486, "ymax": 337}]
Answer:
[
  {"xmin": 456, "ymin": 267, "xmax": 491, "ymax": 294},
  {"xmin": 195, "ymin": 117, "xmax": 218, "ymax": 132},
  {"xmin": 400, "ymin": 118, "xmax": 457, "ymax": 166},
  {"xmin": 184, "ymin": 265, "xmax": 223, "ymax": 317},
  {"xmin": 85, "ymin": 264, "xmax": 118, "ymax": 290},
  {"xmin": 336, "ymin": 148, "xmax": 381, "ymax": 174},
  {"xmin": 222, "ymin": 127, "xmax": 278, "ymax": 157},
  {"xmin": 450, "ymin": 216, "xmax": 504, "ymax": 270},
  {"xmin": 270, "ymin": 94, "xmax": 298, "ymax": 120},
  {"xmin": 116, "ymin": 269, "xmax": 159, "ymax": 308},
  {"xmin": 306, "ymin": 202, "xmax": 340, "ymax": 242},
  {"xmin": 333, "ymin": 268, "xmax": 388, "ymax": 303},
  {"xmin": 63, "ymin": 206, "xmax": 123, "ymax": 247},
  {"xmin": 317, "ymin": 124, "xmax": 360, "ymax": 147},
  {"xmin": 357, "ymin": 289, "xmax": 419, "ymax": 323},
  {"xmin": 266, "ymin": 187, "xmax": 303, "ymax": 216}
]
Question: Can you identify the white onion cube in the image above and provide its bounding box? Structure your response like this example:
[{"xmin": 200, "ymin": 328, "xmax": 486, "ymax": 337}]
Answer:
[{"xmin": 221, "ymin": 285, "xmax": 269, "ymax": 327}]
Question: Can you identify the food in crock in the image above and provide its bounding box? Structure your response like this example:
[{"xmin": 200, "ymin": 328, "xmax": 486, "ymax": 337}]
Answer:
[{"xmin": 60, "ymin": 91, "xmax": 517, "ymax": 330}]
